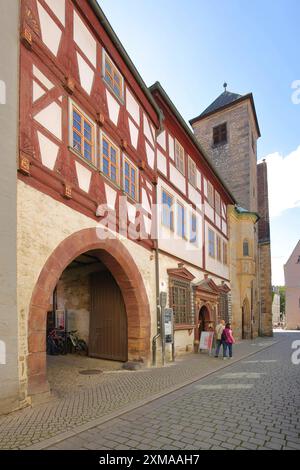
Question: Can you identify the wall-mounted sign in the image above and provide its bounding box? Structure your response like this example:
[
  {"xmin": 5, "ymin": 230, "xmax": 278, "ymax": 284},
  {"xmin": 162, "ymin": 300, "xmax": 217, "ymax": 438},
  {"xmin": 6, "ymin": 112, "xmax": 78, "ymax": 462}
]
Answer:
[{"xmin": 163, "ymin": 308, "xmax": 174, "ymax": 344}]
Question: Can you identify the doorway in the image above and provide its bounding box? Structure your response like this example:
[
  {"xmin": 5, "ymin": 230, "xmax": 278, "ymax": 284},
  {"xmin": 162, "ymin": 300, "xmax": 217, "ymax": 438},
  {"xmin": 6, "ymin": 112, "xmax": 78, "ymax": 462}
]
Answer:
[{"xmin": 90, "ymin": 270, "xmax": 128, "ymax": 361}]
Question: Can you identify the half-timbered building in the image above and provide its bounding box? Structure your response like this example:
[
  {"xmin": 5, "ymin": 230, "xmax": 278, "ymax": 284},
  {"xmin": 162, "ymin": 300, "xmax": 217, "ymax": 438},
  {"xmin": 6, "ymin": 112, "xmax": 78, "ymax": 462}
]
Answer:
[{"xmin": 0, "ymin": 0, "xmax": 271, "ymax": 414}]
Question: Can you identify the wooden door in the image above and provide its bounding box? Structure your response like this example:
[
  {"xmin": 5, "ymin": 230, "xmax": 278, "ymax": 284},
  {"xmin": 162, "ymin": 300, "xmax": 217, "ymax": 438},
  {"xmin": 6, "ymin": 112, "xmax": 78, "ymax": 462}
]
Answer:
[{"xmin": 89, "ymin": 270, "xmax": 128, "ymax": 361}]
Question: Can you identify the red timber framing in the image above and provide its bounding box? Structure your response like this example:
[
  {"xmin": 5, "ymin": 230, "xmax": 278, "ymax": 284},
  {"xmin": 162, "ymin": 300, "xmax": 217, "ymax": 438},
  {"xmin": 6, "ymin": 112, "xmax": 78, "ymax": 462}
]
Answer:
[{"xmin": 19, "ymin": 0, "xmax": 160, "ymax": 251}]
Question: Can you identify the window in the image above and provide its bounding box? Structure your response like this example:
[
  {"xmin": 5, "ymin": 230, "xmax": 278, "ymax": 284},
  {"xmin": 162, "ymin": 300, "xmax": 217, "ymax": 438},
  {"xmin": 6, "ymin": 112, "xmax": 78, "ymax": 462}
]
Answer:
[
  {"xmin": 175, "ymin": 139, "xmax": 185, "ymax": 175},
  {"xmin": 243, "ymin": 239, "xmax": 250, "ymax": 257},
  {"xmin": 162, "ymin": 189, "xmax": 174, "ymax": 230},
  {"xmin": 213, "ymin": 122, "xmax": 227, "ymax": 145},
  {"xmin": 124, "ymin": 157, "xmax": 138, "ymax": 200},
  {"xmin": 223, "ymin": 241, "xmax": 228, "ymax": 265},
  {"xmin": 207, "ymin": 181, "xmax": 214, "ymax": 207},
  {"xmin": 215, "ymin": 192, "xmax": 221, "ymax": 215},
  {"xmin": 101, "ymin": 134, "xmax": 120, "ymax": 184},
  {"xmin": 208, "ymin": 229, "xmax": 215, "ymax": 258},
  {"xmin": 103, "ymin": 51, "xmax": 124, "ymax": 100},
  {"xmin": 72, "ymin": 105, "xmax": 94, "ymax": 163},
  {"xmin": 297, "ymin": 256, "xmax": 300, "ymax": 264},
  {"xmin": 190, "ymin": 213, "xmax": 197, "ymax": 244},
  {"xmin": 188, "ymin": 157, "xmax": 197, "ymax": 187},
  {"xmin": 177, "ymin": 203, "xmax": 185, "ymax": 238},
  {"xmin": 170, "ymin": 278, "xmax": 193, "ymax": 325},
  {"xmin": 216, "ymin": 235, "xmax": 222, "ymax": 262}
]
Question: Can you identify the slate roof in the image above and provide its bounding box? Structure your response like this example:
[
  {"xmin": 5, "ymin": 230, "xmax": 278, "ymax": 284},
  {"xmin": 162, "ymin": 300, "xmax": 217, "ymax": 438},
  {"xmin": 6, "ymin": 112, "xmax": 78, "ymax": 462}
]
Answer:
[
  {"xmin": 189, "ymin": 89, "xmax": 261, "ymax": 137},
  {"xmin": 197, "ymin": 91, "xmax": 242, "ymax": 119}
]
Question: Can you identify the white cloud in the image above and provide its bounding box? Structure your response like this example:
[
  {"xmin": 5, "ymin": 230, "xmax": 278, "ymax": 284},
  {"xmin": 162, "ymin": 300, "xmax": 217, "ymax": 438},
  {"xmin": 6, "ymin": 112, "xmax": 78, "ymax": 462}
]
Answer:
[{"xmin": 259, "ymin": 146, "xmax": 300, "ymax": 217}]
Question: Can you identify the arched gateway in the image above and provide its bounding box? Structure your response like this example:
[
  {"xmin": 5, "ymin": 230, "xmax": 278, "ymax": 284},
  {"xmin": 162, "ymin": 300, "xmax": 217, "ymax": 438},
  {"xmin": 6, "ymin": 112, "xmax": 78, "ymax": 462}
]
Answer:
[{"xmin": 27, "ymin": 228, "xmax": 151, "ymax": 397}]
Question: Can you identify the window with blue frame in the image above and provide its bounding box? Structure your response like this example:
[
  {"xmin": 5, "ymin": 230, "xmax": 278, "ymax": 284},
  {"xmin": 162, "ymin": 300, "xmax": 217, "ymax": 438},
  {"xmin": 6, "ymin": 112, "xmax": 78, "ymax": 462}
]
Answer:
[
  {"xmin": 208, "ymin": 228, "xmax": 215, "ymax": 258},
  {"xmin": 162, "ymin": 189, "xmax": 174, "ymax": 230},
  {"xmin": 124, "ymin": 158, "xmax": 138, "ymax": 200},
  {"xmin": 190, "ymin": 213, "xmax": 197, "ymax": 244},
  {"xmin": 103, "ymin": 51, "xmax": 124, "ymax": 101},
  {"xmin": 101, "ymin": 134, "xmax": 119, "ymax": 184},
  {"xmin": 72, "ymin": 106, "xmax": 94, "ymax": 163},
  {"xmin": 177, "ymin": 203, "xmax": 185, "ymax": 238}
]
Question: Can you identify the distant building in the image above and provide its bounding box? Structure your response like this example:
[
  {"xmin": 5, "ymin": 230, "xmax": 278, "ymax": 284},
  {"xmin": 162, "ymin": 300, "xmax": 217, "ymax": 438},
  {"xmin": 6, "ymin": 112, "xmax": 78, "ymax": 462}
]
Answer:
[
  {"xmin": 272, "ymin": 287, "xmax": 281, "ymax": 325},
  {"xmin": 284, "ymin": 241, "xmax": 300, "ymax": 329}
]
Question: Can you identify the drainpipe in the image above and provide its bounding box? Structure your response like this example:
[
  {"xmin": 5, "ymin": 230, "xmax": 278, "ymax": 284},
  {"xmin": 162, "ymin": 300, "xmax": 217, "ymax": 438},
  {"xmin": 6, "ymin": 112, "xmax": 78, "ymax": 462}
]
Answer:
[{"xmin": 152, "ymin": 177, "xmax": 161, "ymax": 366}]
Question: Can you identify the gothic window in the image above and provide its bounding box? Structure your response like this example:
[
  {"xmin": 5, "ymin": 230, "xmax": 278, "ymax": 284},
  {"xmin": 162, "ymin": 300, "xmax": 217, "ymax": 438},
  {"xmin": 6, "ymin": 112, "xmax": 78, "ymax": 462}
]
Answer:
[
  {"xmin": 169, "ymin": 278, "xmax": 193, "ymax": 325},
  {"xmin": 243, "ymin": 239, "xmax": 250, "ymax": 257},
  {"xmin": 213, "ymin": 122, "xmax": 227, "ymax": 145},
  {"xmin": 223, "ymin": 241, "xmax": 228, "ymax": 265}
]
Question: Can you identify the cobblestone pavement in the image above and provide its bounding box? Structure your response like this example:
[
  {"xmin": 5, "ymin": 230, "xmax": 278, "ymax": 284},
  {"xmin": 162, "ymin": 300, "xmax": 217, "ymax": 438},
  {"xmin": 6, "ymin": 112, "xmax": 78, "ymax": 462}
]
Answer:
[
  {"xmin": 47, "ymin": 332, "xmax": 300, "ymax": 451},
  {"xmin": 0, "ymin": 335, "xmax": 279, "ymax": 449}
]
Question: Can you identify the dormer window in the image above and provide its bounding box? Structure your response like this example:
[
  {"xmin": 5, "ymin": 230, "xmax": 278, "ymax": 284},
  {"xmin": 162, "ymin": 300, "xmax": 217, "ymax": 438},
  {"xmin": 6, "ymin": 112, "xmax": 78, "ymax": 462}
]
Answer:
[
  {"xmin": 103, "ymin": 50, "xmax": 124, "ymax": 101},
  {"xmin": 213, "ymin": 122, "xmax": 227, "ymax": 146}
]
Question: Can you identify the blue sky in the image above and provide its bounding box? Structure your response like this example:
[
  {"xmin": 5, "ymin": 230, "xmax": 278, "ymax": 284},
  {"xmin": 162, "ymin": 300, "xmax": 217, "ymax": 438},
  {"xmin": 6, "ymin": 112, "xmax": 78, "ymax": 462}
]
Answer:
[{"xmin": 99, "ymin": 0, "xmax": 300, "ymax": 284}]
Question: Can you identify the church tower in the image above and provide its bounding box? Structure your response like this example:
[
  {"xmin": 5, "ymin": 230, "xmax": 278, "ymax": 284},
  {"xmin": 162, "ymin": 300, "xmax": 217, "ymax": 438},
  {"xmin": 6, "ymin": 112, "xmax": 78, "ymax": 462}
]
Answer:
[
  {"xmin": 190, "ymin": 84, "xmax": 272, "ymax": 337},
  {"xmin": 190, "ymin": 83, "xmax": 260, "ymax": 213}
]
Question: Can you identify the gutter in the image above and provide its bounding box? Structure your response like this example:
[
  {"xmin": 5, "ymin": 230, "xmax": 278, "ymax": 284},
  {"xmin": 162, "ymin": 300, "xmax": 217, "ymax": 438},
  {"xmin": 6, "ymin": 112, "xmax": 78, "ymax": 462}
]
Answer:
[
  {"xmin": 87, "ymin": 0, "xmax": 164, "ymax": 130},
  {"xmin": 149, "ymin": 82, "xmax": 237, "ymax": 205}
]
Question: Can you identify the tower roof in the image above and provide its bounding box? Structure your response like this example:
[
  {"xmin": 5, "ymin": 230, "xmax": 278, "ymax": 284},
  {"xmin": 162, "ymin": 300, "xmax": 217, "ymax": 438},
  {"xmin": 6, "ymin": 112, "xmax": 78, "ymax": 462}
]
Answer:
[
  {"xmin": 196, "ymin": 90, "xmax": 242, "ymax": 119},
  {"xmin": 189, "ymin": 87, "xmax": 261, "ymax": 137}
]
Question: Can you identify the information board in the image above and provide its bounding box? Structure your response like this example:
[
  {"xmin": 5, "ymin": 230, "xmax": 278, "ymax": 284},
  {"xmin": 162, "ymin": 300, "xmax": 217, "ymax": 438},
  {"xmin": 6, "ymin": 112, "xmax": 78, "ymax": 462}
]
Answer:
[{"xmin": 199, "ymin": 331, "xmax": 214, "ymax": 354}]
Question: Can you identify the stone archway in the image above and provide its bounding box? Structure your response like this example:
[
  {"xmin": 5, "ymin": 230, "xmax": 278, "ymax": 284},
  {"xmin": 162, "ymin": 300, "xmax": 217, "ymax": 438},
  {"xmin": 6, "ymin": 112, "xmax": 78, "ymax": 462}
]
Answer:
[{"xmin": 27, "ymin": 228, "xmax": 151, "ymax": 397}]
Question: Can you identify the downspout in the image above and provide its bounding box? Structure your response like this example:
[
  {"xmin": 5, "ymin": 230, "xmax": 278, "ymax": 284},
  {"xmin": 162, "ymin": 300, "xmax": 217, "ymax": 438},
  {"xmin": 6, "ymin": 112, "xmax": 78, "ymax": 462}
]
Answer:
[{"xmin": 152, "ymin": 178, "xmax": 161, "ymax": 366}]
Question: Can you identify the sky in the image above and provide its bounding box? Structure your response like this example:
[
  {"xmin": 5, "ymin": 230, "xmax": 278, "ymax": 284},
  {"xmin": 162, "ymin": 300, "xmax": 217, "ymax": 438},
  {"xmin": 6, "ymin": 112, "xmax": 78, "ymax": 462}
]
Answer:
[{"xmin": 99, "ymin": 0, "xmax": 300, "ymax": 285}]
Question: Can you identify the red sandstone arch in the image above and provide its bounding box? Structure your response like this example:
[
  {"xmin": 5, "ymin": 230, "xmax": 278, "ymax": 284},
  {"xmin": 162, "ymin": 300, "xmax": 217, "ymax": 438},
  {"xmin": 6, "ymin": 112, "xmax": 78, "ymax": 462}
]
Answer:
[{"xmin": 27, "ymin": 228, "xmax": 151, "ymax": 396}]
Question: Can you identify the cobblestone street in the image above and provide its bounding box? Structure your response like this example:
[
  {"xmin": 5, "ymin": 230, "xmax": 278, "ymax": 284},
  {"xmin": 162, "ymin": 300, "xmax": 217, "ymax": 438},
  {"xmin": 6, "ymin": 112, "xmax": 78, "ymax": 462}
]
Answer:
[
  {"xmin": 45, "ymin": 331, "xmax": 300, "ymax": 451},
  {"xmin": 0, "ymin": 335, "xmax": 279, "ymax": 450}
]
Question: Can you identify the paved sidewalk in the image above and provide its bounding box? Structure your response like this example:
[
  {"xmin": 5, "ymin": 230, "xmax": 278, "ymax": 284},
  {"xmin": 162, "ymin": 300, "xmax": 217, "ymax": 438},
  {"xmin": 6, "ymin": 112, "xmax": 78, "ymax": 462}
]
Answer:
[{"xmin": 0, "ymin": 336, "xmax": 277, "ymax": 449}]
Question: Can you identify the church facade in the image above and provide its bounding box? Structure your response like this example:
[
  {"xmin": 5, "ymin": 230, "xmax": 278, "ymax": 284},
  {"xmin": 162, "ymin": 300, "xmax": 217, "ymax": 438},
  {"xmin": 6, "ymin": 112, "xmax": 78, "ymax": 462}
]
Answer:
[{"xmin": 0, "ymin": 0, "xmax": 272, "ymax": 415}]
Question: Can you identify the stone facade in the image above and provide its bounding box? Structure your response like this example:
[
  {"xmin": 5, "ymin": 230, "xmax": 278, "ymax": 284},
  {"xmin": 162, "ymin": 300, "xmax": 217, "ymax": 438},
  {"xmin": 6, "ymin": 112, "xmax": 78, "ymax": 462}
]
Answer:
[
  {"xmin": 192, "ymin": 100, "xmax": 258, "ymax": 213},
  {"xmin": 191, "ymin": 92, "xmax": 273, "ymax": 339},
  {"xmin": 227, "ymin": 206, "xmax": 259, "ymax": 340},
  {"xmin": 284, "ymin": 240, "xmax": 300, "ymax": 329}
]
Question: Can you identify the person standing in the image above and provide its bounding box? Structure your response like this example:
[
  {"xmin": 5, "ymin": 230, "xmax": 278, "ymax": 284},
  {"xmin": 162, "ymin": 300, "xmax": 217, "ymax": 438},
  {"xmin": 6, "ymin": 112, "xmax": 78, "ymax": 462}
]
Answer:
[
  {"xmin": 214, "ymin": 319, "xmax": 225, "ymax": 358},
  {"xmin": 222, "ymin": 323, "xmax": 235, "ymax": 359}
]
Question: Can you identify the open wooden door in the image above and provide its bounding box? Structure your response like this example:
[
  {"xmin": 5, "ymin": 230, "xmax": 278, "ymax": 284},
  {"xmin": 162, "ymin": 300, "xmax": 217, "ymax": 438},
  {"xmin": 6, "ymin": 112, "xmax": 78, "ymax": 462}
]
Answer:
[{"xmin": 89, "ymin": 270, "xmax": 128, "ymax": 361}]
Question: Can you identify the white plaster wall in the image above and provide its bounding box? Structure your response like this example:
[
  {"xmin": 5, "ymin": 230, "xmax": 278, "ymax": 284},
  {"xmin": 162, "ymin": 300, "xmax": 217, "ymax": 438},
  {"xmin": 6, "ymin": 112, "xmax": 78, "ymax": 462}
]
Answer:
[
  {"xmin": 205, "ymin": 221, "xmax": 229, "ymax": 279},
  {"xmin": 169, "ymin": 163, "xmax": 186, "ymax": 195}
]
